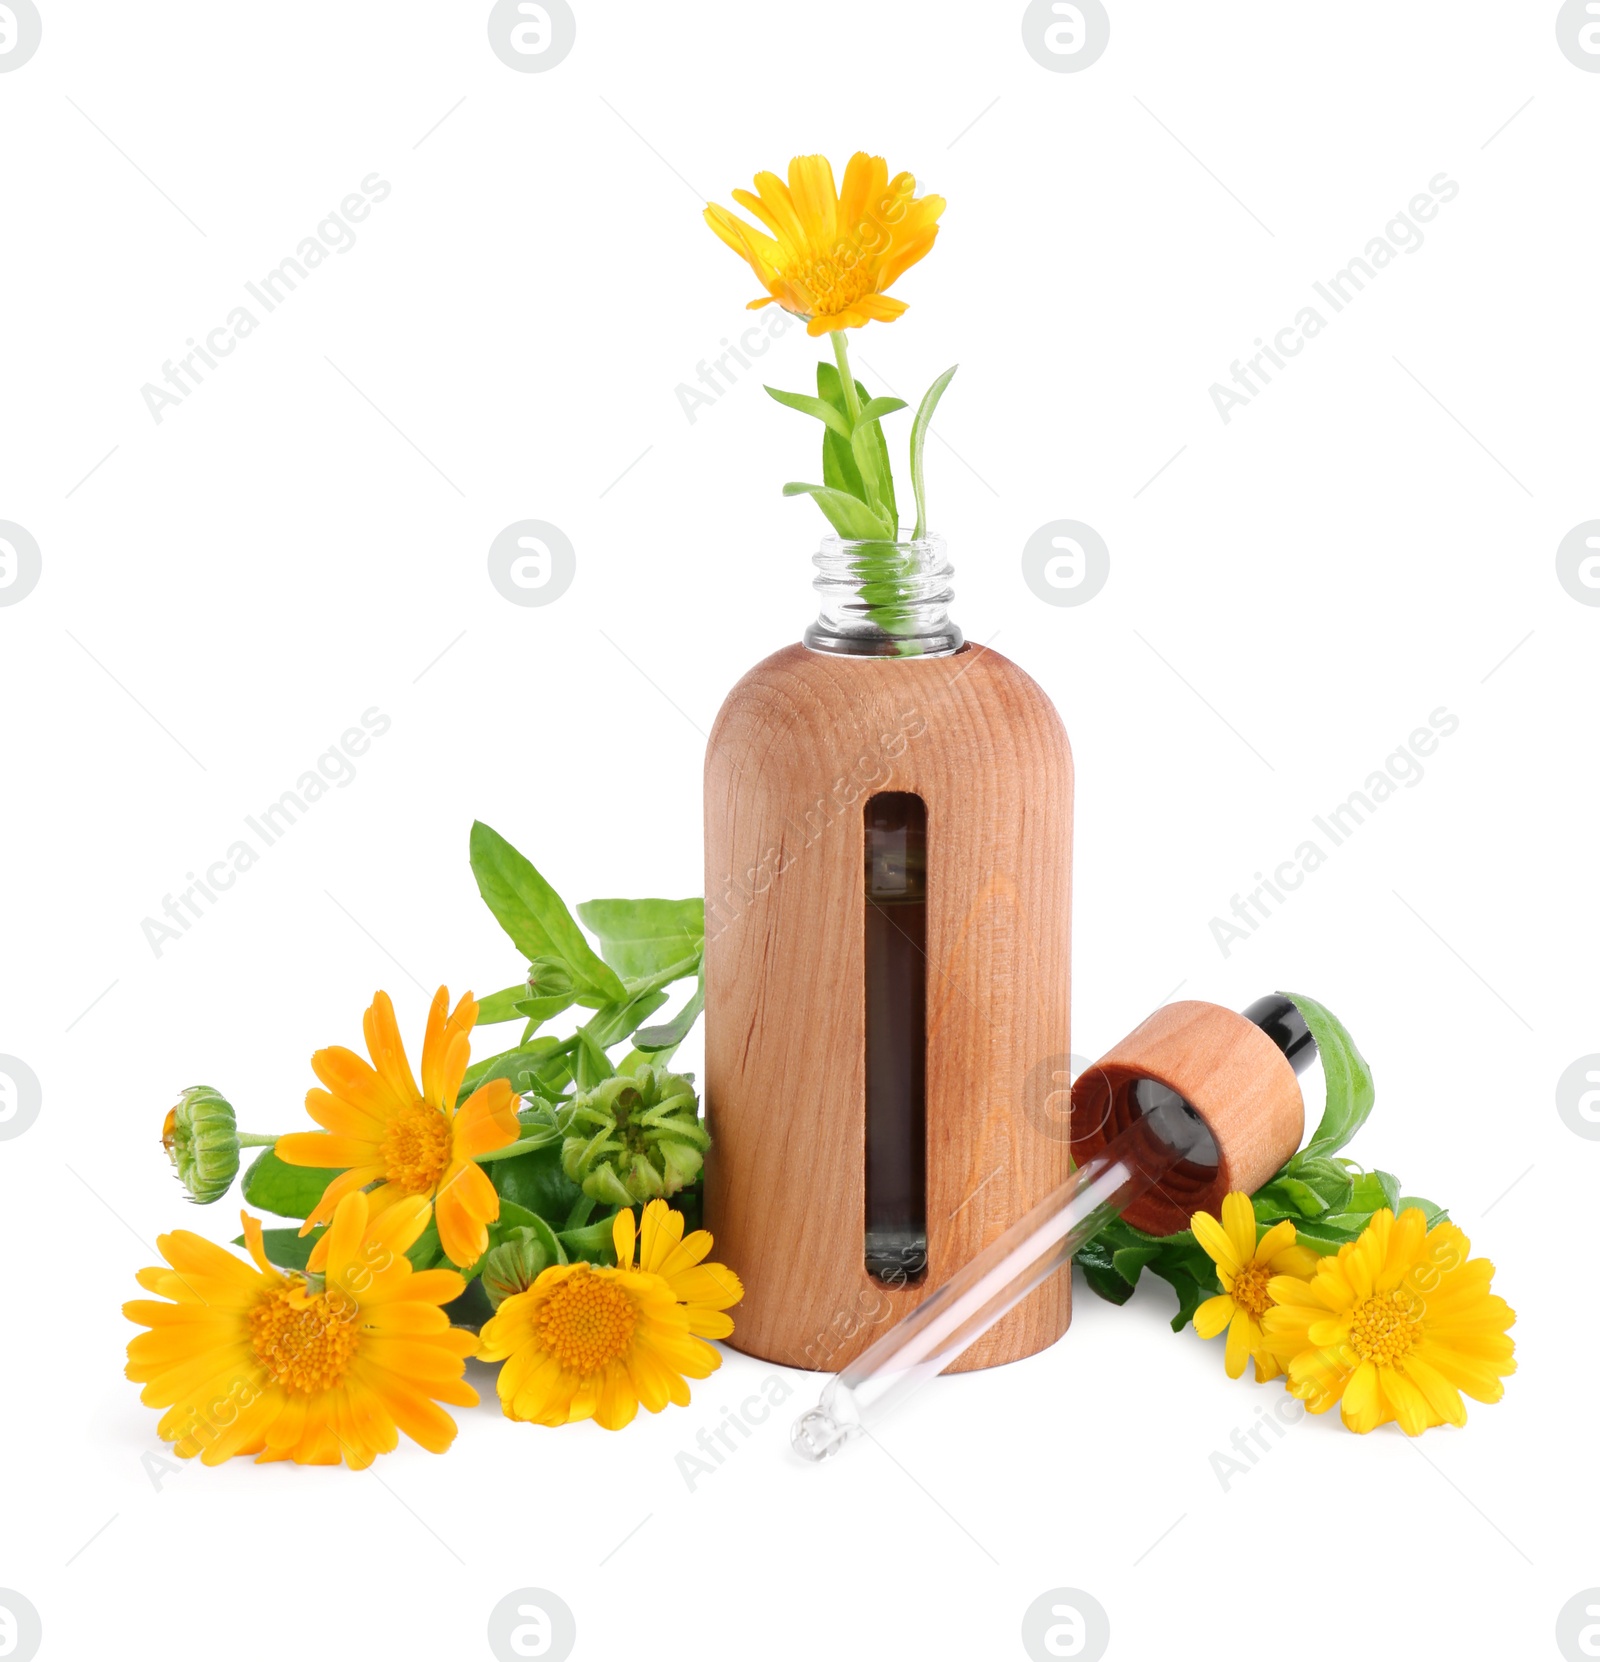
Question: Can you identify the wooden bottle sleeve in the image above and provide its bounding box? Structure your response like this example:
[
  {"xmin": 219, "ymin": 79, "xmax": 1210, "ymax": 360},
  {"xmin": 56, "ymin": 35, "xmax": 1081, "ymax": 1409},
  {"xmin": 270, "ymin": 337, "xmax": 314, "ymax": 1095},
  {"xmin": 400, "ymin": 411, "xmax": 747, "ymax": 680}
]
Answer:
[{"xmin": 703, "ymin": 642, "xmax": 1073, "ymax": 1373}]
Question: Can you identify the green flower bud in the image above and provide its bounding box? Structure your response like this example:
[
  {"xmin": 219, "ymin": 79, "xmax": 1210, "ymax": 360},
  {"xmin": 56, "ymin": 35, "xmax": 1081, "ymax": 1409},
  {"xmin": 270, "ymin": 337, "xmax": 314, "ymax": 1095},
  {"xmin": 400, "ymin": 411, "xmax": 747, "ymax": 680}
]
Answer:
[
  {"xmin": 162, "ymin": 1085, "xmax": 239, "ymax": 1204},
  {"xmin": 525, "ymin": 956, "xmax": 575, "ymax": 999},
  {"xmin": 558, "ymin": 1065, "xmax": 710, "ymax": 1207},
  {"xmin": 481, "ymin": 1227, "xmax": 556, "ymax": 1309}
]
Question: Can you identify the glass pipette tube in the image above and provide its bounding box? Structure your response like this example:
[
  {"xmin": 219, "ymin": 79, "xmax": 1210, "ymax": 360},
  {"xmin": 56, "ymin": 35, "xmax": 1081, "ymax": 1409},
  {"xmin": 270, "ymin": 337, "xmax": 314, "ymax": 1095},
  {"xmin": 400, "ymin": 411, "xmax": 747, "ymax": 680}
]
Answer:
[
  {"xmin": 791, "ymin": 1085, "xmax": 1214, "ymax": 1460},
  {"xmin": 792, "ymin": 994, "xmax": 1316, "ymax": 1460}
]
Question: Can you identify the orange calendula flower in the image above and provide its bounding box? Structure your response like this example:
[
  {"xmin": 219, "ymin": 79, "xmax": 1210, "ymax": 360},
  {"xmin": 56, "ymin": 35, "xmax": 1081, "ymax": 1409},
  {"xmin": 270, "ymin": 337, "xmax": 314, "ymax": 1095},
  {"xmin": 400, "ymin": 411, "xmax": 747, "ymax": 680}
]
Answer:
[
  {"xmin": 123, "ymin": 1191, "xmax": 478, "ymax": 1468},
  {"xmin": 276, "ymin": 987, "xmax": 520, "ymax": 1268},
  {"xmin": 705, "ymin": 152, "xmax": 945, "ymax": 336},
  {"xmin": 1190, "ymin": 1192, "xmax": 1320, "ymax": 1382},
  {"xmin": 1263, "ymin": 1207, "xmax": 1516, "ymax": 1435}
]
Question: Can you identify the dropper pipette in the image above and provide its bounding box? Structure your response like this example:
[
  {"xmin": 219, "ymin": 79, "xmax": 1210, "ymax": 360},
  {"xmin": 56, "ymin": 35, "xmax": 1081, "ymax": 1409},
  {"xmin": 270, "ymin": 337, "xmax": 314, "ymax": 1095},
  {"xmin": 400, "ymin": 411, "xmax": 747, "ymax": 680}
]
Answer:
[{"xmin": 791, "ymin": 995, "xmax": 1315, "ymax": 1461}]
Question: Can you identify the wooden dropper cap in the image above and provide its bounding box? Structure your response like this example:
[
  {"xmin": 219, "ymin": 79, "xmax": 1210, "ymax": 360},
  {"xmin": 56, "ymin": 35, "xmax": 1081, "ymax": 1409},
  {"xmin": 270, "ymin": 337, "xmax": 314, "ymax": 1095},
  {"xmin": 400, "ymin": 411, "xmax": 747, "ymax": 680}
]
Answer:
[{"xmin": 1069, "ymin": 995, "xmax": 1313, "ymax": 1235}]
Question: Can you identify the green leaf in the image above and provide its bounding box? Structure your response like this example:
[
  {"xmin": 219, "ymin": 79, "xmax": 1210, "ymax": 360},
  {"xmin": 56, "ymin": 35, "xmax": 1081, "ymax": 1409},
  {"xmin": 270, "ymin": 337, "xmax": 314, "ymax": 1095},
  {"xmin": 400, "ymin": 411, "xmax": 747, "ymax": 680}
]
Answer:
[
  {"xmin": 460, "ymin": 1036, "xmax": 570, "ymax": 1099},
  {"xmin": 1290, "ymin": 1214, "xmax": 1368, "ymax": 1252},
  {"xmin": 849, "ymin": 426, "xmax": 895, "ymax": 526},
  {"xmin": 512, "ymin": 991, "xmax": 579, "ymax": 1026},
  {"xmin": 443, "ymin": 1277, "xmax": 494, "ymax": 1330},
  {"xmin": 475, "ymin": 984, "xmax": 530, "ymax": 1025},
  {"xmin": 1253, "ymin": 1175, "xmax": 1335, "ymax": 1219},
  {"xmin": 1155, "ymin": 1265, "xmax": 1215, "ymax": 1333},
  {"xmin": 764, "ymin": 384, "xmax": 853, "ymax": 439},
  {"xmin": 469, "ymin": 822, "xmax": 627, "ymax": 1003},
  {"xmin": 812, "ymin": 360, "xmax": 896, "ymax": 529},
  {"xmin": 1283, "ymin": 990, "xmax": 1376, "ymax": 1159},
  {"xmin": 241, "ymin": 1148, "xmax": 339, "ymax": 1221},
  {"xmin": 489, "ymin": 1141, "xmax": 583, "ymax": 1225},
  {"xmin": 782, "ymin": 481, "xmax": 892, "ymax": 539},
  {"xmin": 405, "ymin": 1218, "xmax": 442, "ymax": 1271},
  {"xmin": 1273, "ymin": 1154, "xmax": 1356, "ymax": 1214},
  {"xmin": 859, "ymin": 408, "xmax": 898, "ymax": 530},
  {"xmin": 613, "ymin": 1045, "xmax": 670, "ymax": 1075},
  {"xmin": 495, "ymin": 1201, "xmax": 568, "ymax": 1268},
  {"xmin": 1396, "ymin": 1195, "xmax": 1449, "ymax": 1227},
  {"xmin": 857, "ymin": 396, "xmax": 908, "ymax": 423},
  {"xmin": 1079, "ymin": 1260, "xmax": 1137, "ymax": 1305},
  {"xmin": 575, "ymin": 898, "xmax": 703, "ymax": 981},
  {"xmin": 816, "ymin": 361, "xmax": 869, "ymax": 501},
  {"xmin": 1075, "ymin": 1216, "xmax": 1220, "ymax": 1329},
  {"xmin": 909, "ymin": 364, "xmax": 958, "ymax": 541},
  {"xmin": 634, "ymin": 966, "xmax": 705, "ymax": 1051},
  {"xmin": 1344, "ymin": 1169, "xmax": 1394, "ymax": 1214},
  {"xmin": 558, "ymin": 1217, "xmax": 619, "ymax": 1264},
  {"xmin": 580, "ymin": 989, "xmax": 670, "ymax": 1051},
  {"xmin": 629, "ymin": 956, "xmax": 702, "ymax": 1003},
  {"xmin": 1111, "ymin": 1245, "xmax": 1161, "ymax": 1285},
  {"xmin": 233, "ymin": 1225, "xmax": 322, "ymax": 1272}
]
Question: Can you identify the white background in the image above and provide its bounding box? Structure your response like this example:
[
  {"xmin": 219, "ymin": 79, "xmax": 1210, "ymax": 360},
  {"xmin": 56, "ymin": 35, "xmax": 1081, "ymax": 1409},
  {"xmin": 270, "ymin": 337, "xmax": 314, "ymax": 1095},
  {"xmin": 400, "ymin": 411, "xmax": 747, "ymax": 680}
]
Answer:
[{"xmin": 2, "ymin": 3, "xmax": 1595, "ymax": 1658}]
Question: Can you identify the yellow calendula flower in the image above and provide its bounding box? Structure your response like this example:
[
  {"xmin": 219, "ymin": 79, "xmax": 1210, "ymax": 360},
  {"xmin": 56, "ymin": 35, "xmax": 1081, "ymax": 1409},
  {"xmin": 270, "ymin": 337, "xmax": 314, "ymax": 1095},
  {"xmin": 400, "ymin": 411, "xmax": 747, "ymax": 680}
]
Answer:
[
  {"xmin": 1190, "ymin": 1192, "xmax": 1320, "ymax": 1382},
  {"xmin": 478, "ymin": 1202, "xmax": 740, "ymax": 1431},
  {"xmin": 124, "ymin": 1191, "xmax": 478, "ymax": 1468},
  {"xmin": 705, "ymin": 152, "xmax": 945, "ymax": 336},
  {"xmin": 1263, "ymin": 1207, "xmax": 1516, "ymax": 1435},
  {"xmin": 276, "ymin": 987, "xmax": 520, "ymax": 1268},
  {"xmin": 612, "ymin": 1198, "xmax": 744, "ymax": 1340}
]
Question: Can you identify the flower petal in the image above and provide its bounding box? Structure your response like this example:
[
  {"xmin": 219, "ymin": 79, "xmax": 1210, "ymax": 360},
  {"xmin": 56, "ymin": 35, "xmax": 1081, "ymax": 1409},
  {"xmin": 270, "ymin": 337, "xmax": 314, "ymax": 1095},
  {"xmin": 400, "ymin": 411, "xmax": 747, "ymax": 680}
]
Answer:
[
  {"xmin": 1193, "ymin": 1294, "xmax": 1236, "ymax": 1341},
  {"xmin": 638, "ymin": 1198, "xmax": 685, "ymax": 1275},
  {"xmin": 1254, "ymin": 1218, "xmax": 1298, "ymax": 1265},
  {"xmin": 852, "ymin": 291, "xmax": 909, "ymax": 322},
  {"xmin": 275, "ymin": 1132, "xmax": 375, "ymax": 1169},
  {"xmin": 434, "ymin": 1160, "xmax": 499, "ymax": 1266},
  {"xmin": 1401, "ymin": 1351, "xmax": 1467, "ymax": 1429},
  {"xmin": 786, "ymin": 154, "xmax": 839, "ymax": 248},
  {"xmin": 421, "ymin": 987, "xmax": 475, "ymax": 1109},
  {"xmin": 1190, "ymin": 1209, "xmax": 1243, "ymax": 1277},
  {"xmin": 613, "ymin": 1207, "xmax": 637, "ymax": 1272},
  {"xmin": 363, "ymin": 991, "xmax": 422, "ymax": 1107},
  {"xmin": 1221, "ymin": 1192, "xmax": 1258, "ymax": 1264},
  {"xmin": 1223, "ymin": 1309, "xmax": 1254, "ymax": 1378},
  {"xmin": 1339, "ymin": 1360, "xmax": 1383, "ymax": 1433},
  {"xmin": 453, "ymin": 1078, "xmax": 519, "ymax": 1157}
]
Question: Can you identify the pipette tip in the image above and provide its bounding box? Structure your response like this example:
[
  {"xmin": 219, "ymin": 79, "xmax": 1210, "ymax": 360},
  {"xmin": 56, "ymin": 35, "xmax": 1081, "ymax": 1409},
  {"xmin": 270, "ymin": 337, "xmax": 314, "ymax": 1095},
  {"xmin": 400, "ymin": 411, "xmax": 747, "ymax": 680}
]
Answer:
[{"xmin": 791, "ymin": 1407, "xmax": 853, "ymax": 1462}]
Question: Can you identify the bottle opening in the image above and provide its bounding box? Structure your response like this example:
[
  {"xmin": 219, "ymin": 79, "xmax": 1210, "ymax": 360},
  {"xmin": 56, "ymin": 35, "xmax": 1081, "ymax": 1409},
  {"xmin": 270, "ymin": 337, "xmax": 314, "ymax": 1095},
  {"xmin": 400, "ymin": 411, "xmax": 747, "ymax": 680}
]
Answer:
[{"xmin": 805, "ymin": 535, "xmax": 964, "ymax": 658}]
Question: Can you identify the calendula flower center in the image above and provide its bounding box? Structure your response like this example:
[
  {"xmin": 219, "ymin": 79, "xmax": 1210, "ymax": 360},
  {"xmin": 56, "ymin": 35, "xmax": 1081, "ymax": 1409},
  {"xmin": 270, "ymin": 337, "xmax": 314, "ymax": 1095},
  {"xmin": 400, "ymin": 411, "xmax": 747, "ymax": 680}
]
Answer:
[
  {"xmin": 537, "ymin": 1267, "xmax": 638, "ymax": 1374},
  {"xmin": 1229, "ymin": 1261, "xmax": 1274, "ymax": 1320},
  {"xmin": 783, "ymin": 250, "xmax": 871, "ymax": 318},
  {"xmin": 381, "ymin": 1101, "xmax": 453, "ymax": 1193},
  {"xmin": 1348, "ymin": 1290, "xmax": 1419, "ymax": 1367},
  {"xmin": 248, "ymin": 1284, "xmax": 359, "ymax": 1394}
]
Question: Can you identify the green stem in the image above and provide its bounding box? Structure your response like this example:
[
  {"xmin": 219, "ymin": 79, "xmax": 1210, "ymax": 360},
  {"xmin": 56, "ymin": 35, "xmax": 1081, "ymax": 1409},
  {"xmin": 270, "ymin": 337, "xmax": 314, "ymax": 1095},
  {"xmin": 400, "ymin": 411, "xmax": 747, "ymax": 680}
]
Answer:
[
  {"xmin": 829, "ymin": 326, "xmax": 912, "ymax": 646},
  {"xmin": 830, "ymin": 329, "xmax": 862, "ymax": 425},
  {"xmin": 830, "ymin": 328, "xmax": 895, "ymax": 529},
  {"xmin": 237, "ymin": 1133, "xmax": 280, "ymax": 1148}
]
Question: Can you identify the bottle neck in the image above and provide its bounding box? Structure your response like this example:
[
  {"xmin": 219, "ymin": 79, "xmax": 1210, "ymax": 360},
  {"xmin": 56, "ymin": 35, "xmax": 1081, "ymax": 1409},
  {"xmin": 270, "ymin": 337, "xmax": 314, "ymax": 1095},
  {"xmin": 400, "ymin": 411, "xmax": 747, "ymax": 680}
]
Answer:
[{"xmin": 803, "ymin": 535, "xmax": 963, "ymax": 658}]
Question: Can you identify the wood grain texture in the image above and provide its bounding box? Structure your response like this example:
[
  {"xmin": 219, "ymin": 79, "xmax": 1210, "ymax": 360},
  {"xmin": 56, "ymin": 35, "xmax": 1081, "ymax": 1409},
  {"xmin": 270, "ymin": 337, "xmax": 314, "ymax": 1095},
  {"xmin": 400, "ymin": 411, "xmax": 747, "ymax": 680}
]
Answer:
[
  {"xmin": 1070, "ymin": 1001, "xmax": 1306, "ymax": 1235},
  {"xmin": 703, "ymin": 642, "xmax": 1073, "ymax": 1373}
]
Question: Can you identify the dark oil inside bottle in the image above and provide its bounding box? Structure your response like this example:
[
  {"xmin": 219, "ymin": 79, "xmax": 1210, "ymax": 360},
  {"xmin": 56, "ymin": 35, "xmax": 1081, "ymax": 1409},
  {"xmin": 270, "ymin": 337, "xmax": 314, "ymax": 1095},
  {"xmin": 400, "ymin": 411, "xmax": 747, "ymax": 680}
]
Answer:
[{"xmin": 863, "ymin": 792, "xmax": 928, "ymax": 1285}]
